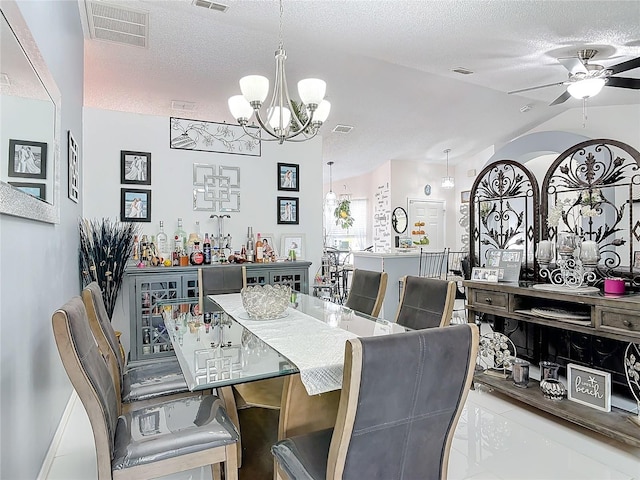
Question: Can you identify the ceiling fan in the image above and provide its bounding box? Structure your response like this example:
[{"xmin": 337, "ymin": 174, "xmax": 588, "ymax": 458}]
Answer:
[{"xmin": 509, "ymin": 49, "xmax": 640, "ymax": 106}]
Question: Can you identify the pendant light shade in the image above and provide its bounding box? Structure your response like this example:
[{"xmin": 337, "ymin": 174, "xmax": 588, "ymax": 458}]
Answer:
[
  {"xmin": 441, "ymin": 149, "xmax": 454, "ymax": 189},
  {"xmin": 325, "ymin": 161, "xmax": 337, "ymax": 209}
]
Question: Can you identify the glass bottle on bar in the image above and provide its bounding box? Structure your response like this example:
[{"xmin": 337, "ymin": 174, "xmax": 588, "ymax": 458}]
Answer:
[
  {"xmin": 156, "ymin": 220, "xmax": 169, "ymax": 262},
  {"xmin": 174, "ymin": 218, "xmax": 186, "ymax": 253},
  {"xmin": 203, "ymin": 233, "xmax": 212, "ymax": 265},
  {"xmin": 246, "ymin": 227, "xmax": 255, "ymax": 262},
  {"xmin": 256, "ymin": 233, "xmax": 264, "ymax": 263}
]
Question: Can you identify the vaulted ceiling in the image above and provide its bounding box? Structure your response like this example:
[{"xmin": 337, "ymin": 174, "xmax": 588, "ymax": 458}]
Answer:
[{"xmin": 80, "ymin": 0, "xmax": 640, "ymax": 180}]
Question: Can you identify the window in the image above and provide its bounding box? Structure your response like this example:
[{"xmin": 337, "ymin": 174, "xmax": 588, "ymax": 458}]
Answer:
[{"xmin": 326, "ymin": 198, "xmax": 368, "ymax": 251}]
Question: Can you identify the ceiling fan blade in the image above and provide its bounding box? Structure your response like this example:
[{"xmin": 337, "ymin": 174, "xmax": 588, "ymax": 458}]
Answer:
[
  {"xmin": 558, "ymin": 56, "xmax": 587, "ymax": 75},
  {"xmin": 508, "ymin": 81, "xmax": 565, "ymax": 95},
  {"xmin": 606, "ymin": 76, "xmax": 640, "ymax": 89},
  {"xmin": 549, "ymin": 90, "xmax": 572, "ymax": 106},
  {"xmin": 608, "ymin": 57, "xmax": 640, "ymax": 75}
]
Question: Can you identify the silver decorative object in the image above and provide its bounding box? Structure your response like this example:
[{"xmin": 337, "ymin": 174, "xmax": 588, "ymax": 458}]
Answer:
[
  {"xmin": 536, "ymin": 233, "xmax": 598, "ymax": 290},
  {"xmin": 540, "ymin": 378, "xmax": 567, "ymax": 401},
  {"xmin": 241, "ymin": 284, "xmax": 291, "ymax": 320},
  {"xmin": 193, "ymin": 164, "xmax": 240, "ymax": 212},
  {"xmin": 624, "ymin": 342, "xmax": 640, "ymax": 426},
  {"xmin": 478, "ymin": 332, "xmax": 517, "ymax": 375}
]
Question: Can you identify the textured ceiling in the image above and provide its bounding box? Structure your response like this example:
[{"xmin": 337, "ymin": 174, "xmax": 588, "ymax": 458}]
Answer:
[{"xmin": 81, "ymin": 0, "xmax": 640, "ymax": 180}]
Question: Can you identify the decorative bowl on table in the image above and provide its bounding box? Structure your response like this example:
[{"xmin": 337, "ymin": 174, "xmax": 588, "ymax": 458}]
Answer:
[{"xmin": 240, "ymin": 284, "xmax": 291, "ymax": 320}]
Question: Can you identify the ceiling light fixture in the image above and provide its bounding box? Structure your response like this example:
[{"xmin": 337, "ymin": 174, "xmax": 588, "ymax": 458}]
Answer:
[
  {"xmin": 325, "ymin": 161, "xmax": 337, "ymax": 209},
  {"xmin": 441, "ymin": 149, "xmax": 454, "ymax": 189},
  {"xmin": 228, "ymin": 0, "xmax": 330, "ymax": 144},
  {"xmin": 567, "ymin": 77, "xmax": 606, "ymax": 100}
]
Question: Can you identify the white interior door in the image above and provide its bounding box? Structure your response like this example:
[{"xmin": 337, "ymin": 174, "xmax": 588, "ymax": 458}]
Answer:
[{"xmin": 408, "ymin": 199, "xmax": 445, "ymax": 251}]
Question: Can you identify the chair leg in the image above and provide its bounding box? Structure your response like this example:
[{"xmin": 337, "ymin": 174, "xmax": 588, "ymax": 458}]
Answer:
[
  {"xmin": 212, "ymin": 463, "xmax": 221, "ymax": 480},
  {"xmin": 218, "ymin": 386, "xmax": 242, "ymax": 468},
  {"xmin": 224, "ymin": 443, "xmax": 238, "ymax": 480}
]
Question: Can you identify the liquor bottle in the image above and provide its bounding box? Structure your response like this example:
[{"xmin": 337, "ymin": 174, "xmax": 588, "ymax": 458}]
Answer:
[
  {"xmin": 132, "ymin": 235, "xmax": 139, "ymax": 261},
  {"xmin": 256, "ymin": 233, "xmax": 264, "ymax": 263},
  {"xmin": 187, "ymin": 221, "xmax": 202, "ymax": 254},
  {"xmin": 203, "ymin": 233, "xmax": 212, "ymax": 265},
  {"xmin": 140, "ymin": 234, "xmax": 149, "ymax": 264},
  {"xmin": 156, "ymin": 221, "xmax": 169, "ymax": 261},
  {"xmin": 143, "ymin": 328, "xmax": 150, "ymax": 345},
  {"xmin": 246, "ymin": 227, "xmax": 255, "ymax": 262},
  {"xmin": 174, "ymin": 218, "xmax": 187, "ymax": 253},
  {"xmin": 190, "ymin": 242, "xmax": 204, "ymax": 265}
]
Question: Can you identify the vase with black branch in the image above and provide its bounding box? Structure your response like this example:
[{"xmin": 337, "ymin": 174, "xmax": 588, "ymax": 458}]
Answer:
[{"xmin": 79, "ymin": 218, "xmax": 139, "ymax": 319}]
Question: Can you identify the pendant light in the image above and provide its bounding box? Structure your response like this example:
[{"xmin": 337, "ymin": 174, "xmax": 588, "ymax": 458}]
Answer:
[
  {"xmin": 441, "ymin": 148, "xmax": 454, "ymax": 189},
  {"xmin": 325, "ymin": 161, "xmax": 337, "ymax": 209}
]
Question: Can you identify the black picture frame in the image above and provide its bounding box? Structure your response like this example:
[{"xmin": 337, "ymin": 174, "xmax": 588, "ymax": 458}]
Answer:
[
  {"xmin": 121, "ymin": 188, "xmax": 151, "ymax": 222},
  {"xmin": 8, "ymin": 139, "xmax": 47, "ymax": 179},
  {"xmin": 121, "ymin": 150, "xmax": 151, "ymax": 185},
  {"xmin": 277, "ymin": 163, "xmax": 299, "ymax": 191},
  {"xmin": 277, "ymin": 196, "xmax": 299, "ymax": 225},
  {"xmin": 8, "ymin": 182, "xmax": 46, "ymax": 201}
]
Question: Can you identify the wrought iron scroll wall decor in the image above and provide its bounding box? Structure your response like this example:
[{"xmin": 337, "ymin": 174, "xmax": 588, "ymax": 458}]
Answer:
[
  {"xmin": 469, "ymin": 160, "xmax": 539, "ymax": 279},
  {"xmin": 541, "ymin": 139, "xmax": 640, "ymax": 285}
]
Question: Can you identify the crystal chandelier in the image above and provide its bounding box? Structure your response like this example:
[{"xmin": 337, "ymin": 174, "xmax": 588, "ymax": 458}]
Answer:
[
  {"xmin": 228, "ymin": 0, "xmax": 330, "ymax": 144},
  {"xmin": 441, "ymin": 148, "xmax": 454, "ymax": 189},
  {"xmin": 325, "ymin": 161, "xmax": 337, "ymax": 209}
]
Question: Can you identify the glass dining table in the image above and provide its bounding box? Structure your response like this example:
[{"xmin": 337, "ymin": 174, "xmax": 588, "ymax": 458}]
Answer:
[{"xmin": 156, "ymin": 292, "xmax": 410, "ymax": 393}]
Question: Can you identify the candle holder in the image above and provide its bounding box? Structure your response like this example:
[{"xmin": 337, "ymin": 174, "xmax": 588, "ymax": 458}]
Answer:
[{"xmin": 535, "ymin": 235, "xmax": 598, "ymax": 291}]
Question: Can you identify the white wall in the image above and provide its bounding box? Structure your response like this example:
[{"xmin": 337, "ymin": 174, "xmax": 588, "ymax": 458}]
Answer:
[
  {"xmin": 0, "ymin": 2, "xmax": 84, "ymax": 479},
  {"xmin": 83, "ymin": 108, "xmax": 323, "ymax": 352}
]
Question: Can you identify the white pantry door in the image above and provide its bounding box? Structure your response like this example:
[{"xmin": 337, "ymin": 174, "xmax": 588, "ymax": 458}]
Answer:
[{"xmin": 407, "ymin": 199, "xmax": 445, "ymax": 251}]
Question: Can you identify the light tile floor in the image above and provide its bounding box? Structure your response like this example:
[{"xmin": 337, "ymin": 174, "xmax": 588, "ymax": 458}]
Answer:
[{"xmin": 46, "ymin": 386, "xmax": 640, "ymax": 480}]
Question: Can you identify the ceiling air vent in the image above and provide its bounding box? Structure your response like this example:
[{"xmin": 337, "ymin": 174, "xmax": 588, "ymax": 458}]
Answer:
[
  {"xmin": 452, "ymin": 67, "xmax": 474, "ymax": 75},
  {"xmin": 192, "ymin": 0, "xmax": 229, "ymax": 12},
  {"xmin": 171, "ymin": 100, "xmax": 197, "ymax": 111},
  {"xmin": 332, "ymin": 124, "xmax": 353, "ymax": 134},
  {"xmin": 84, "ymin": 1, "xmax": 149, "ymax": 48}
]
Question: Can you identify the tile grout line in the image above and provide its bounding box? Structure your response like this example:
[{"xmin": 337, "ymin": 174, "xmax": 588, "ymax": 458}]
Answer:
[{"xmin": 37, "ymin": 391, "xmax": 78, "ymax": 480}]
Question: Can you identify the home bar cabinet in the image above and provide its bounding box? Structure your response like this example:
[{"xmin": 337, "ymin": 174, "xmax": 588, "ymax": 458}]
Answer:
[{"xmin": 124, "ymin": 261, "xmax": 311, "ymax": 363}]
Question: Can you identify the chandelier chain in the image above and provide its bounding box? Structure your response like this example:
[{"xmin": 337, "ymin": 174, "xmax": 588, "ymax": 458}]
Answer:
[{"xmin": 278, "ymin": 0, "xmax": 284, "ymax": 49}]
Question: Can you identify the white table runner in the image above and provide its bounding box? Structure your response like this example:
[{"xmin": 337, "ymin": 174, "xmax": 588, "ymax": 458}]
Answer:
[{"xmin": 211, "ymin": 293, "xmax": 357, "ymax": 395}]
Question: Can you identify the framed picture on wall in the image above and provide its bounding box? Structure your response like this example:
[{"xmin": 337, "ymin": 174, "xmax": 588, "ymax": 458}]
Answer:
[
  {"xmin": 68, "ymin": 130, "xmax": 79, "ymax": 203},
  {"xmin": 461, "ymin": 190, "xmax": 471, "ymax": 203},
  {"xmin": 121, "ymin": 150, "xmax": 151, "ymax": 185},
  {"xmin": 277, "ymin": 163, "xmax": 299, "ymax": 191},
  {"xmin": 121, "ymin": 188, "xmax": 151, "ymax": 222},
  {"xmin": 8, "ymin": 139, "xmax": 47, "ymax": 179},
  {"xmin": 8, "ymin": 182, "xmax": 46, "ymax": 201},
  {"xmin": 277, "ymin": 196, "xmax": 299, "ymax": 225}
]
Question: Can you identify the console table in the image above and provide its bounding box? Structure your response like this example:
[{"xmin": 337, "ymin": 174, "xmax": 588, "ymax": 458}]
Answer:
[
  {"xmin": 125, "ymin": 261, "xmax": 311, "ymax": 363},
  {"xmin": 465, "ymin": 280, "xmax": 640, "ymax": 447}
]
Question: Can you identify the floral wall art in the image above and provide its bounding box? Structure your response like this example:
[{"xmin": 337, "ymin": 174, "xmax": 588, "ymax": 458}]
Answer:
[{"xmin": 170, "ymin": 117, "xmax": 261, "ymax": 156}]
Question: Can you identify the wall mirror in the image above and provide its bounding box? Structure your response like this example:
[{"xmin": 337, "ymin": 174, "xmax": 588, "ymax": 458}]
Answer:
[
  {"xmin": 391, "ymin": 206, "xmax": 408, "ymax": 234},
  {"xmin": 0, "ymin": 2, "xmax": 61, "ymax": 223}
]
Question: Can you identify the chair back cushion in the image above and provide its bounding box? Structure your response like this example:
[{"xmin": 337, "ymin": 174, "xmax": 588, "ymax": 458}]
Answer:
[
  {"xmin": 344, "ymin": 269, "xmax": 387, "ymax": 317},
  {"xmin": 395, "ymin": 276, "xmax": 455, "ymax": 329},
  {"xmin": 83, "ymin": 282, "xmax": 124, "ymax": 377},
  {"xmin": 199, "ymin": 265, "xmax": 246, "ymax": 296},
  {"xmin": 329, "ymin": 324, "xmax": 478, "ymax": 479},
  {"xmin": 52, "ymin": 297, "xmax": 119, "ymax": 455}
]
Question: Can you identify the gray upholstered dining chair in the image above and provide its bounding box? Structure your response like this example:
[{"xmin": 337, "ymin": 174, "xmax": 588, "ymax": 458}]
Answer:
[
  {"xmin": 394, "ymin": 275, "xmax": 456, "ymax": 330},
  {"xmin": 82, "ymin": 282, "xmax": 190, "ymax": 413},
  {"xmin": 198, "ymin": 265, "xmax": 247, "ymax": 311},
  {"xmin": 52, "ymin": 296, "xmax": 239, "ymax": 480},
  {"xmin": 272, "ymin": 323, "xmax": 479, "ymax": 480},
  {"xmin": 343, "ymin": 269, "xmax": 388, "ymax": 317}
]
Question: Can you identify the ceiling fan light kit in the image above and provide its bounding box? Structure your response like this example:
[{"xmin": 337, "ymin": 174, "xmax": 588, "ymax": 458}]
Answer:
[
  {"xmin": 508, "ymin": 49, "xmax": 640, "ymax": 106},
  {"xmin": 567, "ymin": 77, "xmax": 606, "ymax": 99}
]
